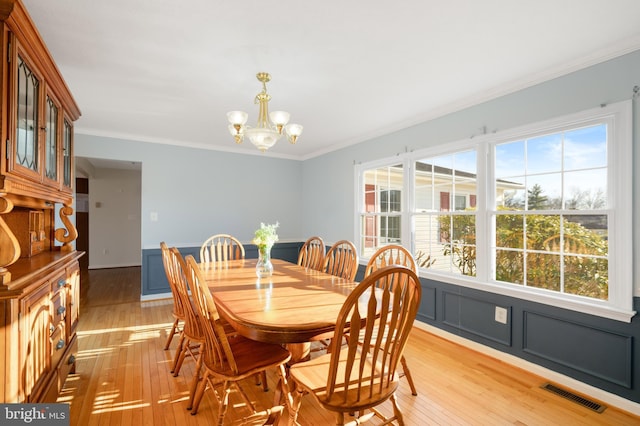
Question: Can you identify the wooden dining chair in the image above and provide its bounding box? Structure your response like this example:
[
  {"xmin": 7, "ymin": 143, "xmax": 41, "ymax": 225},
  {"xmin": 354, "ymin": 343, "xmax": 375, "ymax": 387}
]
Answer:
[
  {"xmin": 200, "ymin": 234, "xmax": 245, "ymax": 264},
  {"xmin": 297, "ymin": 236, "xmax": 326, "ymax": 271},
  {"xmin": 184, "ymin": 255, "xmax": 292, "ymax": 425},
  {"xmin": 364, "ymin": 244, "xmax": 419, "ymax": 396},
  {"xmin": 313, "ymin": 239, "xmax": 358, "ymax": 354},
  {"xmin": 165, "ymin": 247, "xmax": 207, "ymax": 409},
  {"xmin": 323, "ymin": 240, "xmax": 359, "ymax": 281},
  {"xmin": 160, "ymin": 242, "xmax": 185, "ymax": 351},
  {"xmin": 288, "ymin": 265, "xmax": 422, "ymax": 425}
]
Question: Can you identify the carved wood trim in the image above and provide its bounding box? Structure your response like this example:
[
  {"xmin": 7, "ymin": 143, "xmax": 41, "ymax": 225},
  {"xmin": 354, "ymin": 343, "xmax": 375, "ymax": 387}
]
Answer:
[
  {"xmin": 55, "ymin": 205, "xmax": 77, "ymax": 251},
  {"xmin": 0, "ymin": 192, "xmax": 20, "ymax": 283}
]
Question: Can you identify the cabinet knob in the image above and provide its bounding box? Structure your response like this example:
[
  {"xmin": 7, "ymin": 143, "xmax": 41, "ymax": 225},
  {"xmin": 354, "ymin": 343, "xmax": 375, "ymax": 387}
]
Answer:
[
  {"xmin": 50, "ymin": 324, "xmax": 55, "ymax": 334},
  {"xmin": 56, "ymin": 339, "xmax": 65, "ymax": 350},
  {"xmin": 68, "ymin": 355, "xmax": 76, "ymax": 365},
  {"xmin": 57, "ymin": 279, "xmax": 66, "ymax": 288},
  {"xmin": 57, "ymin": 306, "xmax": 66, "ymax": 315}
]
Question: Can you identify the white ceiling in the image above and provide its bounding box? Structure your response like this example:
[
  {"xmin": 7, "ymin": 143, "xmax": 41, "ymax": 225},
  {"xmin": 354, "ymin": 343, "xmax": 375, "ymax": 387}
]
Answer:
[{"xmin": 22, "ymin": 0, "xmax": 640, "ymax": 160}]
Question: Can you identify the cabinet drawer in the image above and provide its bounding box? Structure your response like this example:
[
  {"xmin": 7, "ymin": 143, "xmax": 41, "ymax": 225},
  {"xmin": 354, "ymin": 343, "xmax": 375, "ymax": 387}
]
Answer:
[
  {"xmin": 50, "ymin": 272, "xmax": 68, "ymax": 294},
  {"xmin": 50, "ymin": 291, "xmax": 66, "ymax": 329},
  {"xmin": 50, "ymin": 324, "xmax": 66, "ymax": 369}
]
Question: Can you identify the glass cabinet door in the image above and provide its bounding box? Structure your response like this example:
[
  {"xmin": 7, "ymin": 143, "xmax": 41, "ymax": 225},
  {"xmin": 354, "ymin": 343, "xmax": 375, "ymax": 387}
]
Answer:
[
  {"xmin": 62, "ymin": 118, "xmax": 73, "ymax": 190},
  {"xmin": 44, "ymin": 94, "xmax": 59, "ymax": 184},
  {"xmin": 15, "ymin": 54, "xmax": 40, "ymax": 176}
]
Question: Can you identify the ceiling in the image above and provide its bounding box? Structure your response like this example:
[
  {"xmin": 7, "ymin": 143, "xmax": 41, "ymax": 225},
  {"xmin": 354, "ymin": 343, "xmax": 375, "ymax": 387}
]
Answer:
[{"xmin": 22, "ymin": 0, "xmax": 640, "ymax": 161}]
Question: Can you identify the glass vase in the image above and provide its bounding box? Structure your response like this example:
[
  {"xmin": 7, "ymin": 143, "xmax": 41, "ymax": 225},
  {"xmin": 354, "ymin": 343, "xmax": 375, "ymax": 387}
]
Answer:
[{"xmin": 256, "ymin": 245, "xmax": 274, "ymax": 278}]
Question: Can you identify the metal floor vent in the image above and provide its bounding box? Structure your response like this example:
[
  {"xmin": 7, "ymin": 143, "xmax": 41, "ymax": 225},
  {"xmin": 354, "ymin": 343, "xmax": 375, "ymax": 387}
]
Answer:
[{"xmin": 541, "ymin": 383, "xmax": 606, "ymax": 413}]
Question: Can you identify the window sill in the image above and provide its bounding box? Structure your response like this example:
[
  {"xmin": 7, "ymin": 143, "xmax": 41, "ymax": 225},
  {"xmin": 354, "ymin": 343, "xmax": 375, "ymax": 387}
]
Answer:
[{"xmin": 419, "ymin": 270, "xmax": 636, "ymax": 323}]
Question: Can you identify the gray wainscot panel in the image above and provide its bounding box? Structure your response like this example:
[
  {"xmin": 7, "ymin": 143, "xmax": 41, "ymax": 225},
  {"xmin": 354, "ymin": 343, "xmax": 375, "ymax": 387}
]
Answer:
[
  {"xmin": 442, "ymin": 291, "xmax": 512, "ymax": 346},
  {"xmin": 523, "ymin": 311, "xmax": 633, "ymax": 388}
]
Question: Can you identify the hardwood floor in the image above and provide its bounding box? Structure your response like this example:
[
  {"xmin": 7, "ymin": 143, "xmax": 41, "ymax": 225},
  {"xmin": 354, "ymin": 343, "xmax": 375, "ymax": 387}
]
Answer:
[{"xmin": 59, "ymin": 267, "xmax": 640, "ymax": 425}]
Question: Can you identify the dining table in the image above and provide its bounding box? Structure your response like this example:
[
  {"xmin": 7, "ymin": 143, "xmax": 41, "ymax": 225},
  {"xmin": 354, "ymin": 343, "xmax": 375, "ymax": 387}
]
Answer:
[{"xmin": 199, "ymin": 257, "xmax": 360, "ymax": 361}]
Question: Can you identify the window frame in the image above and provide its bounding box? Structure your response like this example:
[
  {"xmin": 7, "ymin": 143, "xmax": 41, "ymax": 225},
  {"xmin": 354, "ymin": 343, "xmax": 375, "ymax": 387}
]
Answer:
[{"xmin": 355, "ymin": 100, "xmax": 634, "ymax": 322}]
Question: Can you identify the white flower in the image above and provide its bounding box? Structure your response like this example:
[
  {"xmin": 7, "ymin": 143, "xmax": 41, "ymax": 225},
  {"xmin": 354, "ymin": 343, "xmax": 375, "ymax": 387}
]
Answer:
[{"xmin": 253, "ymin": 222, "xmax": 279, "ymax": 248}]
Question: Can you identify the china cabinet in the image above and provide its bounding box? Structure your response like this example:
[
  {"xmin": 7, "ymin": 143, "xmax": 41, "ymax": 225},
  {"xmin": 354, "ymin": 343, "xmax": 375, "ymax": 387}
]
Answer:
[{"xmin": 0, "ymin": 0, "xmax": 82, "ymax": 403}]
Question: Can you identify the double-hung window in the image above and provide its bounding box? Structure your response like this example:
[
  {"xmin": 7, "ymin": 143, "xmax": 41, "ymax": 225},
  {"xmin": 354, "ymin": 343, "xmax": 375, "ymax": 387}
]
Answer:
[{"xmin": 355, "ymin": 101, "xmax": 633, "ymax": 321}]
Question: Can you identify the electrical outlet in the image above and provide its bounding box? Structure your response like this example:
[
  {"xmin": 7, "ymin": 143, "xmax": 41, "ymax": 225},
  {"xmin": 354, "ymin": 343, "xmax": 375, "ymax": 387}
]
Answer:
[{"xmin": 495, "ymin": 306, "xmax": 508, "ymax": 324}]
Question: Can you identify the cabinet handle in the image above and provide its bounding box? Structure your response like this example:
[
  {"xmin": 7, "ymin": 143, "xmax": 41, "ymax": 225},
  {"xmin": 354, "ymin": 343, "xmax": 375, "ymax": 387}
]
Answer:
[
  {"xmin": 57, "ymin": 279, "xmax": 66, "ymax": 288},
  {"xmin": 56, "ymin": 339, "xmax": 65, "ymax": 350},
  {"xmin": 57, "ymin": 306, "xmax": 66, "ymax": 315},
  {"xmin": 68, "ymin": 355, "xmax": 76, "ymax": 365}
]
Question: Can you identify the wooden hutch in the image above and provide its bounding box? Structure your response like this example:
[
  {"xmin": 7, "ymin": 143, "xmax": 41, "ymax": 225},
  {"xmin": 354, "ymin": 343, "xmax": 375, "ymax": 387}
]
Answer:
[{"xmin": 0, "ymin": 0, "xmax": 82, "ymax": 402}]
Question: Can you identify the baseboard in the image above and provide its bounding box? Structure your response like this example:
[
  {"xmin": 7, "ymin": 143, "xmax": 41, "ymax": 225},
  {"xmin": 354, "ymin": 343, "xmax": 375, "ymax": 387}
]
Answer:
[
  {"xmin": 413, "ymin": 321, "xmax": 640, "ymax": 417},
  {"xmin": 88, "ymin": 263, "xmax": 142, "ymax": 269},
  {"xmin": 140, "ymin": 292, "xmax": 172, "ymax": 302}
]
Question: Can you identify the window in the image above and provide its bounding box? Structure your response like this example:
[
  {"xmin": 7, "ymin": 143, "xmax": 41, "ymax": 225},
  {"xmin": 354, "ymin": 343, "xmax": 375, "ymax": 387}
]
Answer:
[
  {"xmin": 413, "ymin": 151, "xmax": 477, "ymax": 275},
  {"xmin": 359, "ymin": 164, "xmax": 404, "ymax": 258},
  {"xmin": 355, "ymin": 101, "xmax": 633, "ymax": 321},
  {"xmin": 493, "ymin": 124, "xmax": 609, "ymax": 300}
]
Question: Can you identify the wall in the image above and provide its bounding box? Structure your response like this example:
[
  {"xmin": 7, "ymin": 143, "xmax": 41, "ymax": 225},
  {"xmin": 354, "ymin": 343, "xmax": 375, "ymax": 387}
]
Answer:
[
  {"xmin": 74, "ymin": 137, "xmax": 304, "ymax": 248},
  {"xmin": 87, "ymin": 168, "xmax": 142, "ymax": 268}
]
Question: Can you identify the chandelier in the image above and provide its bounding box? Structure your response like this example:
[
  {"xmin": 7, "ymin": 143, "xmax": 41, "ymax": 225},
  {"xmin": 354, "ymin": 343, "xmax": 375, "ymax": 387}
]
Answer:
[{"xmin": 227, "ymin": 72, "xmax": 303, "ymax": 152}]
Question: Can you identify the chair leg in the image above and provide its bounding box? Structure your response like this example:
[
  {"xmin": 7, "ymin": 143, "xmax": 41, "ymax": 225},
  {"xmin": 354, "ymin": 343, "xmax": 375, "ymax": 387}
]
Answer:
[
  {"xmin": 170, "ymin": 333, "xmax": 186, "ymax": 373},
  {"xmin": 164, "ymin": 318, "xmax": 179, "ymax": 350},
  {"xmin": 173, "ymin": 342, "xmax": 188, "ymax": 377},
  {"xmin": 216, "ymin": 382, "xmax": 232, "ymax": 426},
  {"xmin": 190, "ymin": 371, "xmax": 209, "ymax": 415},
  {"xmin": 400, "ymin": 355, "xmax": 418, "ymax": 396},
  {"xmin": 288, "ymin": 386, "xmax": 305, "ymax": 426},
  {"xmin": 389, "ymin": 392, "xmax": 405, "ymax": 425},
  {"xmin": 186, "ymin": 343, "xmax": 204, "ymax": 410}
]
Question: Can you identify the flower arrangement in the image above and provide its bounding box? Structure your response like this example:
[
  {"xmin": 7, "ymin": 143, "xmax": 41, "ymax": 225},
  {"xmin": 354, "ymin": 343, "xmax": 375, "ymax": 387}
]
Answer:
[{"xmin": 253, "ymin": 222, "xmax": 279, "ymax": 249}]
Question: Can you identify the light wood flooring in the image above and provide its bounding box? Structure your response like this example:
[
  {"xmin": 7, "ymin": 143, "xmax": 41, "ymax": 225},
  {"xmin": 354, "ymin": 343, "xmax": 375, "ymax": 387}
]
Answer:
[{"xmin": 58, "ymin": 267, "xmax": 640, "ymax": 425}]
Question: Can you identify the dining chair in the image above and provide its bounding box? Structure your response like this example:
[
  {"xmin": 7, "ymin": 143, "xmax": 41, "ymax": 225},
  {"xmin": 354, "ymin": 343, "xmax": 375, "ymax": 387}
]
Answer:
[
  {"xmin": 323, "ymin": 240, "xmax": 359, "ymax": 281},
  {"xmin": 165, "ymin": 247, "xmax": 207, "ymax": 409},
  {"xmin": 364, "ymin": 244, "xmax": 419, "ymax": 396},
  {"xmin": 184, "ymin": 255, "xmax": 292, "ymax": 425},
  {"xmin": 288, "ymin": 265, "xmax": 422, "ymax": 425},
  {"xmin": 160, "ymin": 242, "xmax": 185, "ymax": 351},
  {"xmin": 200, "ymin": 234, "xmax": 245, "ymax": 264},
  {"xmin": 311, "ymin": 239, "xmax": 359, "ymax": 354},
  {"xmin": 297, "ymin": 236, "xmax": 326, "ymax": 271}
]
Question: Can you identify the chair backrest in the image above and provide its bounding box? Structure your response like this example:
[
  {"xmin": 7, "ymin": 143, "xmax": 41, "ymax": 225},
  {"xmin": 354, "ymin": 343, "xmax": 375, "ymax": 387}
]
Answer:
[
  {"xmin": 297, "ymin": 236, "xmax": 326, "ymax": 271},
  {"xmin": 160, "ymin": 241, "xmax": 186, "ymax": 321},
  {"xmin": 167, "ymin": 247, "xmax": 204, "ymax": 342},
  {"xmin": 200, "ymin": 234, "xmax": 245, "ymax": 264},
  {"xmin": 184, "ymin": 254, "xmax": 240, "ymax": 375},
  {"xmin": 326, "ymin": 265, "xmax": 421, "ymax": 403},
  {"xmin": 365, "ymin": 244, "xmax": 417, "ymax": 278},
  {"xmin": 323, "ymin": 240, "xmax": 358, "ymax": 281}
]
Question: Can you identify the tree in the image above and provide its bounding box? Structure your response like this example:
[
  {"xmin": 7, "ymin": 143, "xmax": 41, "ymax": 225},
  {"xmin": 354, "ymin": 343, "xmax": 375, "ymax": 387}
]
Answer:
[
  {"xmin": 443, "ymin": 208, "xmax": 609, "ymax": 300},
  {"xmin": 566, "ymin": 188, "xmax": 606, "ymax": 210},
  {"xmin": 527, "ymin": 184, "xmax": 548, "ymax": 210},
  {"xmin": 496, "ymin": 213, "xmax": 608, "ymax": 299}
]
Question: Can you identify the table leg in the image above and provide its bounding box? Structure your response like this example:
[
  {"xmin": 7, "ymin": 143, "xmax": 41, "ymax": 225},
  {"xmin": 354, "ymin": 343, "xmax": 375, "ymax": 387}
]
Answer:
[{"xmin": 285, "ymin": 342, "xmax": 310, "ymax": 363}]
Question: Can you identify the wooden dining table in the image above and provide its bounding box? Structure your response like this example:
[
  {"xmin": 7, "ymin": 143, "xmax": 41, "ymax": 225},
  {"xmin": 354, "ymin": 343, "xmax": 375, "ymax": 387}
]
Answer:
[{"xmin": 199, "ymin": 258, "xmax": 359, "ymax": 361}]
